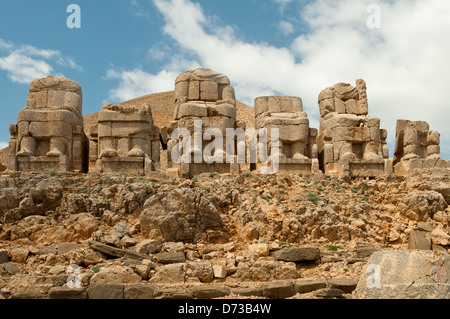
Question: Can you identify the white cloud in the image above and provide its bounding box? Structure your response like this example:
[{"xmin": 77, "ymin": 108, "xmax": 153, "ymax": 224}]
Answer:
[
  {"xmin": 272, "ymin": 0, "xmax": 293, "ymax": 13},
  {"xmin": 278, "ymin": 21, "xmax": 295, "ymax": 35},
  {"xmin": 0, "ymin": 141, "xmax": 8, "ymax": 149},
  {"xmin": 107, "ymin": 0, "xmax": 450, "ymax": 157},
  {"xmin": 0, "ymin": 39, "xmax": 82, "ymax": 84}
]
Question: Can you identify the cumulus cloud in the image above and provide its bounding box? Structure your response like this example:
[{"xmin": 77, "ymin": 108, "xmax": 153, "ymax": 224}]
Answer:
[
  {"xmin": 107, "ymin": 0, "xmax": 450, "ymax": 157},
  {"xmin": 0, "ymin": 39, "xmax": 82, "ymax": 84}
]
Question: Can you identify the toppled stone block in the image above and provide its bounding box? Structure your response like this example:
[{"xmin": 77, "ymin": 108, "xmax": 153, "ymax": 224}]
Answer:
[
  {"xmin": 271, "ymin": 247, "xmax": 320, "ymax": 262},
  {"xmin": 261, "ymin": 280, "xmax": 296, "ymax": 299},
  {"xmin": 294, "ymin": 280, "xmax": 327, "ymax": 294},
  {"xmin": 353, "ymin": 250, "xmax": 450, "ymax": 299},
  {"xmin": 190, "ymin": 286, "xmax": 231, "ymax": 299},
  {"xmin": 87, "ymin": 284, "xmax": 124, "ymax": 300},
  {"xmin": 124, "ymin": 284, "xmax": 155, "ymax": 300},
  {"xmin": 48, "ymin": 287, "xmax": 87, "ymax": 299},
  {"xmin": 408, "ymin": 231, "xmax": 432, "ymax": 250}
]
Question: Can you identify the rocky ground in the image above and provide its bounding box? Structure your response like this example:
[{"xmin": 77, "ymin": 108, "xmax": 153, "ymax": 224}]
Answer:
[{"xmin": 0, "ymin": 168, "xmax": 449, "ymax": 300}]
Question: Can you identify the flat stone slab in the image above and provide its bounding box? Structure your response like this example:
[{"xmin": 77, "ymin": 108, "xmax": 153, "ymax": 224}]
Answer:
[
  {"xmin": 87, "ymin": 284, "xmax": 124, "ymax": 300},
  {"xmin": 154, "ymin": 288, "xmax": 193, "ymax": 300},
  {"xmin": 353, "ymin": 250, "xmax": 450, "ymax": 299},
  {"xmin": 124, "ymin": 284, "xmax": 155, "ymax": 300},
  {"xmin": 294, "ymin": 280, "xmax": 327, "ymax": 294},
  {"xmin": 190, "ymin": 286, "xmax": 231, "ymax": 299},
  {"xmin": 48, "ymin": 287, "xmax": 87, "ymax": 299},
  {"xmin": 327, "ymin": 279, "xmax": 358, "ymax": 293},
  {"xmin": 272, "ymin": 247, "xmax": 320, "ymax": 262},
  {"xmin": 157, "ymin": 252, "xmax": 186, "ymax": 264},
  {"xmin": 261, "ymin": 281, "xmax": 296, "ymax": 299},
  {"xmin": 232, "ymin": 288, "xmax": 262, "ymax": 297}
]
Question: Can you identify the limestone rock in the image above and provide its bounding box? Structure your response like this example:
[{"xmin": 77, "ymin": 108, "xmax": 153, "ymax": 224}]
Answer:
[
  {"xmin": 271, "ymin": 247, "xmax": 320, "ymax": 262},
  {"xmin": 48, "ymin": 287, "xmax": 87, "ymax": 299},
  {"xmin": 140, "ymin": 188, "xmax": 224, "ymax": 243},
  {"xmin": 408, "ymin": 231, "xmax": 432, "ymax": 250},
  {"xmin": 353, "ymin": 250, "xmax": 450, "ymax": 299},
  {"xmin": 430, "ymin": 228, "xmax": 450, "ymax": 246},
  {"xmin": 261, "ymin": 281, "xmax": 296, "ymax": 299},
  {"xmin": 124, "ymin": 284, "xmax": 155, "ymax": 300},
  {"xmin": 87, "ymin": 284, "xmax": 124, "ymax": 299},
  {"xmin": 190, "ymin": 286, "xmax": 231, "ymax": 299},
  {"xmin": 294, "ymin": 280, "xmax": 327, "ymax": 294}
]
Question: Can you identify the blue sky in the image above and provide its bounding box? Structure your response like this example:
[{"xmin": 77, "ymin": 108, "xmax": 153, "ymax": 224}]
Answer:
[{"xmin": 0, "ymin": 0, "xmax": 449, "ymax": 159}]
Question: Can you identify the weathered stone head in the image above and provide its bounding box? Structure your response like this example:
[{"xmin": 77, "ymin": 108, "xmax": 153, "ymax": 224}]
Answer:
[
  {"xmin": 26, "ymin": 75, "xmax": 83, "ymax": 118},
  {"xmin": 174, "ymin": 68, "xmax": 236, "ymax": 121},
  {"xmin": 318, "ymin": 79, "xmax": 368, "ymax": 117}
]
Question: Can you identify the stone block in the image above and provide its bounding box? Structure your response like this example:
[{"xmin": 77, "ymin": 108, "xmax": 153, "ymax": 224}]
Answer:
[
  {"xmin": 353, "ymin": 250, "xmax": 450, "ymax": 299},
  {"xmin": 408, "ymin": 231, "xmax": 432, "ymax": 250},
  {"xmin": 345, "ymin": 99, "xmax": 357, "ymax": 114},
  {"xmin": 255, "ymin": 96, "xmax": 269, "ymax": 116},
  {"xmin": 87, "ymin": 284, "xmax": 124, "ymax": 299},
  {"xmin": 327, "ymin": 278, "xmax": 358, "ymax": 293},
  {"xmin": 188, "ymin": 81, "xmax": 200, "ymax": 100},
  {"xmin": 48, "ymin": 287, "xmax": 87, "ymax": 299},
  {"xmin": 190, "ymin": 286, "xmax": 231, "ymax": 299},
  {"xmin": 177, "ymin": 103, "xmax": 208, "ymax": 119},
  {"xmin": 294, "ymin": 280, "xmax": 327, "ymax": 294},
  {"xmin": 124, "ymin": 284, "xmax": 155, "ymax": 299},
  {"xmin": 175, "ymin": 81, "xmax": 189, "ymax": 100},
  {"xmin": 272, "ymin": 247, "xmax": 320, "ymax": 262},
  {"xmin": 156, "ymin": 252, "xmax": 186, "ymax": 264},
  {"xmin": 261, "ymin": 281, "xmax": 296, "ymax": 299},
  {"xmin": 200, "ymin": 81, "xmax": 219, "ymax": 101},
  {"xmin": 233, "ymin": 288, "xmax": 262, "ymax": 297},
  {"xmin": 209, "ymin": 103, "xmax": 236, "ymax": 118},
  {"xmin": 27, "ymin": 91, "xmax": 48, "ymax": 108},
  {"xmin": 319, "ymin": 98, "xmax": 335, "ymax": 117}
]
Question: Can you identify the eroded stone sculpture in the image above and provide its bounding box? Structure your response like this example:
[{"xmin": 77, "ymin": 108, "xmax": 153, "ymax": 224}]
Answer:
[
  {"xmin": 90, "ymin": 103, "xmax": 160, "ymax": 174},
  {"xmin": 317, "ymin": 80, "xmax": 392, "ymax": 177},
  {"xmin": 166, "ymin": 68, "xmax": 240, "ymax": 177},
  {"xmin": 394, "ymin": 120, "xmax": 447, "ymax": 175},
  {"xmin": 8, "ymin": 75, "xmax": 87, "ymax": 173},
  {"xmin": 254, "ymin": 96, "xmax": 319, "ymax": 174}
]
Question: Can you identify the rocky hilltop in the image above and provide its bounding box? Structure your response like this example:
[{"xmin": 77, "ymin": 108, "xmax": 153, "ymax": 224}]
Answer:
[
  {"xmin": 0, "ymin": 70, "xmax": 449, "ymax": 300},
  {"xmin": 0, "ymin": 167, "xmax": 449, "ymax": 299}
]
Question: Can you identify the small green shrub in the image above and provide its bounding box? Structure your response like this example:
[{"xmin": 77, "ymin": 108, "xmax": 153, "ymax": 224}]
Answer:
[
  {"xmin": 308, "ymin": 193, "xmax": 322, "ymax": 203},
  {"xmin": 327, "ymin": 246, "xmax": 344, "ymax": 251},
  {"xmin": 91, "ymin": 265, "xmax": 105, "ymax": 273}
]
